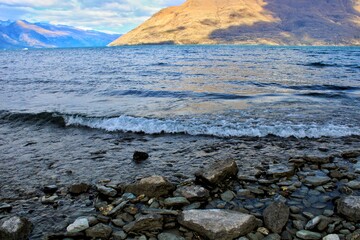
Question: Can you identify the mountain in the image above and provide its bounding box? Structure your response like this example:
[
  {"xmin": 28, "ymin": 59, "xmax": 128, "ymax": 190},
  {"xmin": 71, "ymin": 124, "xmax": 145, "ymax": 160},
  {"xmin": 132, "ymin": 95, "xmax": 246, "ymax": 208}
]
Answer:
[
  {"xmin": 0, "ymin": 20, "xmax": 120, "ymax": 49},
  {"xmin": 109, "ymin": 0, "xmax": 360, "ymax": 46}
]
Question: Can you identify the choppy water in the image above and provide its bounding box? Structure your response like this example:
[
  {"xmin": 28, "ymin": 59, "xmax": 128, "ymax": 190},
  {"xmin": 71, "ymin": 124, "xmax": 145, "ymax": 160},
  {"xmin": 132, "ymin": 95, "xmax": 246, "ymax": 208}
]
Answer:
[{"xmin": 1, "ymin": 45, "xmax": 360, "ymax": 138}]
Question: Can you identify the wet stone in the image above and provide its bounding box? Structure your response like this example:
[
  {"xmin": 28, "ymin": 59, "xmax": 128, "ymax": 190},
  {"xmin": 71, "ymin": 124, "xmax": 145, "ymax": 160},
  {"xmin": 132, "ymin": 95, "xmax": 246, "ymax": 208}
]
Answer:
[
  {"xmin": 126, "ymin": 176, "xmax": 175, "ymax": 198},
  {"xmin": 85, "ymin": 223, "xmax": 112, "ymax": 239},
  {"xmin": 221, "ymin": 190, "xmax": 235, "ymax": 202},
  {"xmin": 123, "ymin": 214, "xmax": 163, "ymax": 233},
  {"xmin": 0, "ymin": 204, "xmax": 12, "ymax": 213},
  {"xmin": 97, "ymin": 185, "xmax": 117, "ymax": 197},
  {"xmin": 303, "ymin": 156, "xmax": 332, "ymax": 164},
  {"xmin": 263, "ymin": 202, "xmax": 289, "ymax": 233},
  {"xmin": 322, "ymin": 234, "xmax": 340, "ymax": 240},
  {"xmin": 195, "ymin": 159, "xmax": 238, "ymax": 186},
  {"xmin": 112, "ymin": 230, "xmax": 127, "ymax": 240},
  {"xmin": 336, "ymin": 196, "xmax": 360, "ymax": 221},
  {"xmin": 69, "ymin": 183, "xmax": 90, "ymax": 195},
  {"xmin": 133, "ymin": 151, "xmax": 149, "ymax": 162},
  {"xmin": 158, "ymin": 232, "xmax": 185, "ymax": 240},
  {"xmin": 346, "ymin": 180, "xmax": 360, "ymax": 190},
  {"xmin": 267, "ymin": 164, "xmax": 295, "ymax": 178},
  {"xmin": 174, "ymin": 185, "xmax": 209, "ymax": 202},
  {"xmin": 0, "ymin": 216, "xmax": 33, "ymax": 240},
  {"xmin": 179, "ymin": 209, "xmax": 257, "ymax": 240},
  {"xmin": 304, "ymin": 176, "xmax": 331, "ymax": 187},
  {"xmin": 67, "ymin": 218, "xmax": 89, "ymax": 233},
  {"xmin": 263, "ymin": 233, "xmax": 281, "ymax": 240},
  {"xmin": 43, "ymin": 185, "xmax": 58, "ymax": 194},
  {"xmin": 164, "ymin": 197, "xmax": 190, "ymax": 207},
  {"xmin": 305, "ymin": 216, "xmax": 321, "ymax": 230},
  {"xmin": 296, "ymin": 230, "xmax": 322, "ymax": 240}
]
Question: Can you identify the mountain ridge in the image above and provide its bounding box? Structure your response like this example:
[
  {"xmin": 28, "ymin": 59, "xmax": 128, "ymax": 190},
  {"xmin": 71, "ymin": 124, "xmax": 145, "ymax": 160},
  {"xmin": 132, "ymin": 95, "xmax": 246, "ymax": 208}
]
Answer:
[
  {"xmin": 109, "ymin": 0, "xmax": 360, "ymax": 46},
  {"xmin": 0, "ymin": 20, "xmax": 120, "ymax": 49}
]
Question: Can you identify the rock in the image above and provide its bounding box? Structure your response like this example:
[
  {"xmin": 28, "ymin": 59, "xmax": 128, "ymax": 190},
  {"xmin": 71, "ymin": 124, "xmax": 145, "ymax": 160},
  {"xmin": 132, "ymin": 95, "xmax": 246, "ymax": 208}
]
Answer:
[
  {"xmin": 125, "ymin": 176, "xmax": 175, "ymax": 198},
  {"xmin": 296, "ymin": 230, "xmax": 322, "ymax": 240},
  {"xmin": 97, "ymin": 185, "xmax": 117, "ymax": 197},
  {"xmin": 133, "ymin": 151, "xmax": 149, "ymax": 162},
  {"xmin": 195, "ymin": 159, "xmax": 238, "ymax": 186},
  {"xmin": 341, "ymin": 150, "xmax": 360, "ymax": 159},
  {"xmin": 85, "ymin": 223, "xmax": 112, "ymax": 239},
  {"xmin": 337, "ymin": 196, "xmax": 360, "ymax": 221},
  {"xmin": 0, "ymin": 204, "xmax": 12, "ymax": 213},
  {"xmin": 112, "ymin": 230, "xmax": 127, "ymax": 240},
  {"xmin": 263, "ymin": 202, "xmax": 289, "ymax": 233},
  {"xmin": 303, "ymin": 156, "xmax": 332, "ymax": 164},
  {"xmin": 220, "ymin": 190, "xmax": 235, "ymax": 202},
  {"xmin": 346, "ymin": 180, "xmax": 360, "ymax": 190},
  {"xmin": 267, "ymin": 164, "xmax": 295, "ymax": 178},
  {"xmin": 178, "ymin": 209, "xmax": 257, "ymax": 240},
  {"xmin": 304, "ymin": 176, "xmax": 331, "ymax": 187},
  {"xmin": 67, "ymin": 218, "xmax": 90, "ymax": 233},
  {"xmin": 322, "ymin": 234, "xmax": 340, "ymax": 240},
  {"xmin": 263, "ymin": 233, "xmax": 281, "ymax": 240},
  {"xmin": 174, "ymin": 185, "xmax": 210, "ymax": 201},
  {"xmin": 69, "ymin": 183, "xmax": 90, "ymax": 194},
  {"xmin": 41, "ymin": 195, "xmax": 58, "ymax": 204},
  {"xmin": 142, "ymin": 208, "xmax": 179, "ymax": 216},
  {"xmin": 305, "ymin": 216, "xmax": 321, "ymax": 230},
  {"xmin": 123, "ymin": 214, "xmax": 163, "ymax": 233},
  {"xmin": 164, "ymin": 197, "xmax": 190, "ymax": 207},
  {"xmin": 0, "ymin": 216, "xmax": 33, "ymax": 240},
  {"xmin": 42, "ymin": 185, "xmax": 58, "ymax": 194},
  {"xmin": 158, "ymin": 232, "xmax": 185, "ymax": 240}
]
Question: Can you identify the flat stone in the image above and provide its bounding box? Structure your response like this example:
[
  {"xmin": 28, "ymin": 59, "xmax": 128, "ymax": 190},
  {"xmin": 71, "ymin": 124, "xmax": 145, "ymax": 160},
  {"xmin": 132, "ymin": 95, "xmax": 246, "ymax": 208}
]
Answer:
[
  {"xmin": 164, "ymin": 197, "xmax": 190, "ymax": 207},
  {"xmin": 296, "ymin": 230, "xmax": 322, "ymax": 240},
  {"xmin": 97, "ymin": 185, "xmax": 117, "ymax": 197},
  {"xmin": 178, "ymin": 209, "xmax": 257, "ymax": 240},
  {"xmin": 341, "ymin": 150, "xmax": 360, "ymax": 159},
  {"xmin": 263, "ymin": 202, "xmax": 289, "ymax": 233},
  {"xmin": 263, "ymin": 233, "xmax": 281, "ymax": 240},
  {"xmin": 322, "ymin": 234, "xmax": 340, "ymax": 240},
  {"xmin": 195, "ymin": 159, "xmax": 238, "ymax": 186},
  {"xmin": 69, "ymin": 183, "xmax": 90, "ymax": 195},
  {"xmin": 221, "ymin": 190, "xmax": 235, "ymax": 202},
  {"xmin": 336, "ymin": 195, "xmax": 360, "ymax": 221},
  {"xmin": 85, "ymin": 223, "xmax": 112, "ymax": 239},
  {"xmin": 158, "ymin": 232, "xmax": 185, "ymax": 240},
  {"xmin": 67, "ymin": 218, "xmax": 89, "ymax": 233},
  {"xmin": 346, "ymin": 180, "xmax": 360, "ymax": 190},
  {"xmin": 41, "ymin": 195, "xmax": 58, "ymax": 204},
  {"xmin": 304, "ymin": 176, "xmax": 331, "ymax": 187},
  {"xmin": 142, "ymin": 208, "xmax": 179, "ymax": 216},
  {"xmin": 174, "ymin": 185, "xmax": 210, "ymax": 201},
  {"xmin": 0, "ymin": 216, "xmax": 33, "ymax": 240},
  {"xmin": 0, "ymin": 204, "xmax": 12, "ymax": 213},
  {"xmin": 125, "ymin": 176, "xmax": 175, "ymax": 198},
  {"xmin": 305, "ymin": 216, "xmax": 321, "ymax": 230},
  {"xmin": 303, "ymin": 156, "xmax": 332, "ymax": 164},
  {"xmin": 267, "ymin": 164, "xmax": 295, "ymax": 178},
  {"xmin": 123, "ymin": 214, "xmax": 163, "ymax": 233},
  {"xmin": 112, "ymin": 230, "xmax": 127, "ymax": 240}
]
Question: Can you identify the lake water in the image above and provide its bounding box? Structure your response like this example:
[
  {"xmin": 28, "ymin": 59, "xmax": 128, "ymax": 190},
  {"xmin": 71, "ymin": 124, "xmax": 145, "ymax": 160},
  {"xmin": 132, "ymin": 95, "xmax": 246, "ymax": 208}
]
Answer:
[{"xmin": 1, "ymin": 45, "xmax": 360, "ymax": 138}]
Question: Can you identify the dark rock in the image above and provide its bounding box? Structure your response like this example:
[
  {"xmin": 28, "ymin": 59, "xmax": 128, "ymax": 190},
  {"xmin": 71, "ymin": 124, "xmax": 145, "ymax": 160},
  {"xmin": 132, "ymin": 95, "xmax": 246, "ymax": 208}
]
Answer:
[
  {"xmin": 0, "ymin": 204, "xmax": 12, "ymax": 213},
  {"xmin": 133, "ymin": 151, "xmax": 149, "ymax": 162},
  {"xmin": 125, "ymin": 176, "xmax": 175, "ymax": 198},
  {"xmin": 178, "ymin": 209, "xmax": 257, "ymax": 240},
  {"xmin": 341, "ymin": 150, "xmax": 360, "ymax": 159},
  {"xmin": 158, "ymin": 232, "xmax": 185, "ymax": 240},
  {"xmin": 263, "ymin": 202, "xmax": 289, "ymax": 233},
  {"xmin": 337, "ymin": 196, "xmax": 360, "ymax": 221},
  {"xmin": 195, "ymin": 159, "xmax": 238, "ymax": 186},
  {"xmin": 69, "ymin": 183, "xmax": 90, "ymax": 195},
  {"xmin": 123, "ymin": 214, "xmax": 163, "ymax": 233},
  {"xmin": 85, "ymin": 223, "xmax": 112, "ymax": 239},
  {"xmin": 142, "ymin": 208, "xmax": 179, "ymax": 216},
  {"xmin": 112, "ymin": 230, "xmax": 127, "ymax": 240},
  {"xmin": 304, "ymin": 176, "xmax": 331, "ymax": 187},
  {"xmin": 303, "ymin": 156, "xmax": 332, "ymax": 164},
  {"xmin": 164, "ymin": 197, "xmax": 190, "ymax": 207},
  {"xmin": 263, "ymin": 233, "xmax": 281, "ymax": 240},
  {"xmin": 0, "ymin": 216, "xmax": 33, "ymax": 240},
  {"xmin": 174, "ymin": 185, "xmax": 210, "ymax": 202},
  {"xmin": 296, "ymin": 230, "xmax": 322, "ymax": 240},
  {"xmin": 43, "ymin": 185, "xmax": 58, "ymax": 194}
]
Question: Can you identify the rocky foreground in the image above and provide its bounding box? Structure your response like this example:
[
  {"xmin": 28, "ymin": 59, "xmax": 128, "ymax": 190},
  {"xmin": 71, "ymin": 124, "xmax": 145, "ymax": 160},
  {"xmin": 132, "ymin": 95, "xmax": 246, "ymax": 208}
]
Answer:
[{"xmin": 1, "ymin": 149, "xmax": 360, "ymax": 240}]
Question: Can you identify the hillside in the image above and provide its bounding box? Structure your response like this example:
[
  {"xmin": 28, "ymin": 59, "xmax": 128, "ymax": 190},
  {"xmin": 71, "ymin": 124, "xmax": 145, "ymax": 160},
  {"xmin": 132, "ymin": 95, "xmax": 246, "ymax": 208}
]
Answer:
[
  {"xmin": 0, "ymin": 20, "xmax": 120, "ymax": 49},
  {"xmin": 109, "ymin": 0, "xmax": 360, "ymax": 46}
]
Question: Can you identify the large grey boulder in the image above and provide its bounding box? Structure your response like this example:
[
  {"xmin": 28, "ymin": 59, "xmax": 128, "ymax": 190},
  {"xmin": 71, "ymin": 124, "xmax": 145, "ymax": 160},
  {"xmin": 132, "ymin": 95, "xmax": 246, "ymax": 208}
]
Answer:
[
  {"xmin": 178, "ymin": 209, "xmax": 257, "ymax": 240},
  {"xmin": 336, "ymin": 196, "xmax": 360, "ymax": 221},
  {"xmin": 125, "ymin": 176, "xmax": 175, "ymax": 198},
  {"xmin": 123, "ymin": 214, "xmax": 163, "ymax": 233},
  {"xmin": 263, "ymin": 202, "xmax": 289, "ymax": 233},
  {"xmin": 0, "ymin": 216, "xmax": 33, "ymax": 240},
  {"xmin": 195, "ymin": 160, "xmax": 238, "ymax": 186}
]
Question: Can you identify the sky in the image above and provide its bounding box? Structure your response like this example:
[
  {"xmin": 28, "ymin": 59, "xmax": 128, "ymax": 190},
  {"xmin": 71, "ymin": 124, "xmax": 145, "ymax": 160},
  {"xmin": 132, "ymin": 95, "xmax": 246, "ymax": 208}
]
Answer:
[{"xmin": 0, "ymin": 0, "xmax": 186, "ymax": 34}]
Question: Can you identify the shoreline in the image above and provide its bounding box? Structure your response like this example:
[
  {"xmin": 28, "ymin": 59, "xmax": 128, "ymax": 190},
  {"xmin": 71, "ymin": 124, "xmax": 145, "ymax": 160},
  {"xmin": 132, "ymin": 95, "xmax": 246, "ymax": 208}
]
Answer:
[{"xmin": 1, "ymin": 123, "xmax": 360, "ymax": 239}]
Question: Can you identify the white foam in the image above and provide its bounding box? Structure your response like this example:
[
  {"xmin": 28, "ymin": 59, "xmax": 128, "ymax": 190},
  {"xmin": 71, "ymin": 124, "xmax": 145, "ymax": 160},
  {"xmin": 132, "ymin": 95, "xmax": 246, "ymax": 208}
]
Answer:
[{"xmin": 64, "ymin": 115, "xmax": 360, "ymax": 138}]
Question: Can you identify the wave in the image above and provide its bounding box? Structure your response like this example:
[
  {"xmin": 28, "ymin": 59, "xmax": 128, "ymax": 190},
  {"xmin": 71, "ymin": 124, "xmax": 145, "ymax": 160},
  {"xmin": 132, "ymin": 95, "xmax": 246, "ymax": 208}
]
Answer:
[{"xmin": 1, "ymin": 111, "xmax": 359, "ymax": 138}]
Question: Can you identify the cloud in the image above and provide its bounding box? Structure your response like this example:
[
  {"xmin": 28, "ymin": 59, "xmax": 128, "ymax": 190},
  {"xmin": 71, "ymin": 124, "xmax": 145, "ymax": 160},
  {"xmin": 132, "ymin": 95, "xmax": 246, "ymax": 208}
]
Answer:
[{"xmin": 0, "ymin": 0, "xmax": 186, "ymax": 33}]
